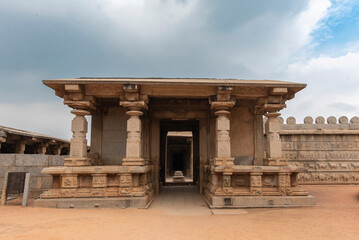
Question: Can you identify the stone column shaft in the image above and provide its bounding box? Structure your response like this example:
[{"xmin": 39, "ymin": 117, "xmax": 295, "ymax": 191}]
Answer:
[
  {"xmin": 126, "ymin": 110, "xmax": 142, "ymax": 159},
  {"xmin": 120, "ymin": 101, "xmax": 147, "ymax": 166},
  {"xmin": 65, "ymin": 109, "xmax": 91, "ymax": 166},
  {"xmin": 264, "ymin": 112, "xmax": 285, "ymax": 166},
  {"xmin": 210, "ymin": 101, "xmax": 235, "ymax": 167}
]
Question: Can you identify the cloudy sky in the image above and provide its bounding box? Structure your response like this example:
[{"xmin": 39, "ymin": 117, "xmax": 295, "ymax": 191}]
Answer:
[{"xmin": 1, "ymin": 0, "xmax": 359, "ymax": 139}]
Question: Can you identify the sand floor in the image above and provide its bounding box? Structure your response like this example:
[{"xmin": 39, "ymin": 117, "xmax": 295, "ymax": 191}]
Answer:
[{"xmin": 0, "ymin": 185, "xmax": 358, "ymax": 240}]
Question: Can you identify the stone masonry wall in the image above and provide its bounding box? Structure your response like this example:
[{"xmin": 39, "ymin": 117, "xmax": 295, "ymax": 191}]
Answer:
[
  {"xmin": 0, "ymin": 154, "xmax": 66, "ymax": 198},
  {"xmin": 279, "ymin": 116, "xmax": 359, "ymax": 185}
]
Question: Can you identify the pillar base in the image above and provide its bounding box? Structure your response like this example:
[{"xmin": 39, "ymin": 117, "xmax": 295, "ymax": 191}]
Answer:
[
  {"xmin": 264, "ymin": 157, "xmax": 287, "ymax": 166},
  {"xmin": 122, "ymin": 157, "xmax": 146, "ymax": 166},
  {"xmin": 212, "ymin": 157, "xmax": 234, "ymax": 167},
  {"xmin": 64, "ymin": 157, "xmax": 91, "ymax": 166}
]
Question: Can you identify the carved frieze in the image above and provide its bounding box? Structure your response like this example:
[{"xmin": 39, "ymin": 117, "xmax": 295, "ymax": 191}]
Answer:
[
  {"xmin": 284, "ymin": 151, "xmax": 359, "ymax": 161},
  {"xmin": 119, "ymin": 174, "xmax": 132, "ymax": 187},
  {"xmin": 91, "ymin": 188, "xmax": 106, "ymax": 197},
  {"xmin": 282, "ymin": 142, "xmax": 359, "ymax": 151},
  {"xmin": 61, "ymin": 189, "xmax": 76, "ymax": 198},
  {"xmin": 61, "ymin": 175, "xmax": 78, "ymax": 188},
  {"xmin": 92, "ymin": 174, "xmax": 107, "ymax": 188},
  {"xmin": 298, "ymin": 172, "xmax": 359, "ymax": 184},
  {"xmin": 119, "ymin": 187, "xmax": 131, "ymax": 197}
]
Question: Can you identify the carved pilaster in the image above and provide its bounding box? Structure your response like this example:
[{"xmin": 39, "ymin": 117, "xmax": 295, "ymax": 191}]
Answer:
[
  {"xmin": 278, "ymin": 172, "xmax": 291, "ymax": 196},
  {"xmin": 250, "ymin": 172, "xmax": 262, "ymax": 196},
  {"xmin": 65, "ymin": 109, "xmax": 91, "ymax": 166},
  {"xmin": 222, "ymin": 174, "xmax": 233, "ymax": 195}
]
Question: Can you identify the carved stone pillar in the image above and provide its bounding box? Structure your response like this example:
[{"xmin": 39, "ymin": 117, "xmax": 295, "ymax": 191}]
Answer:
[
  {"xmin": 120, "ymin": 101, "xmax": 147, "ymax": 166},
  {"xmin": 211, "ymin": 101, "xmax": 235, "ymax": 166},
  {"xmin": 65, "ymin": 109, "xmax": 91, "ymax": 166},
  {"xmin": 264, "ymin": 112, "xmax": 286, "ymax": 166}
]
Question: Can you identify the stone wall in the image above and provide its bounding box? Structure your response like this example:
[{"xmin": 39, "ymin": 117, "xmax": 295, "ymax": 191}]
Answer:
[
  {"xmin": 279, "ymin": 116, "xmax": 359, "ymax": 185},
  {"xmin": 0, "ymin": 154, "xmax": 66, "ymax": 198}
]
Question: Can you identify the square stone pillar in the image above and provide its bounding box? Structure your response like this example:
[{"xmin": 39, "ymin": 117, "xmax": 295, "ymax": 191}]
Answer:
[
  {"xmin": 264, "ymin": 112, "xmax": 286, "ymax": 166},
  {"xmin": 211, "ymin": 101, "xmax": 235, "ymax": 167},
  {"xmin": 65, "ymin": 109, "xmax": 91, "ymax": 166},
  {"xmin": 120, "ymin": 101, "xmax": 148, "ymax": 166}
]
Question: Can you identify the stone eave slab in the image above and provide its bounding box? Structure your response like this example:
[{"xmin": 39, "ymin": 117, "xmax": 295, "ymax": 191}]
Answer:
[{"xmin": 43, "ymin": 77, "xmax": 306, "ymax": 92}]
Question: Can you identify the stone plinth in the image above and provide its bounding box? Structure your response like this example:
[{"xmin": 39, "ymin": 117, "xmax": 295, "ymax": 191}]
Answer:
[
  {"xmin": 203, "ymin": 165, "xmax": 315, "ymax": 208},
  {"xmin": 34, "ymin": 165, "xmax": 154, "ymax": 208}
]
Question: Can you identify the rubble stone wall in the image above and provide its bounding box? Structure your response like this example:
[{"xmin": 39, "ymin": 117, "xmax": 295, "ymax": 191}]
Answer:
[
  {"xmin": 0, "ymin": 154, "xmax": 66, "ymax": 198},
  {"xmin": 279, "ymin": 116, "xmax": 359, "ymax": 185}
]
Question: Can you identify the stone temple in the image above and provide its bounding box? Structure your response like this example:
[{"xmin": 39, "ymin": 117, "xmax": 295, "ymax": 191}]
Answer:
[{"xmin": 34, "ymin": 78, "xmax": 315, "ymax": 208}]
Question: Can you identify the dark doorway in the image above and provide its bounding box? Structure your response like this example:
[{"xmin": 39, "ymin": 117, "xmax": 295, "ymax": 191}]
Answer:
[
  {"xmin": 173, "ymin": 152, "xmax": 184, "ymax": 172},
  {"xmin": 160, "ymin": 120, "xmax": 199, "ymax": 186}
]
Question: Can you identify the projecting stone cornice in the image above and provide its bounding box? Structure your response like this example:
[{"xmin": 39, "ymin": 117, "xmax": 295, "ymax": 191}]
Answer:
[{"xmin": 43, "ymin": 78, "xmax": 305, "ymax": 104}]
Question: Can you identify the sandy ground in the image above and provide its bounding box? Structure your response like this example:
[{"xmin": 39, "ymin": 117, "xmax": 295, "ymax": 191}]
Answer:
[{"xmin": 1, "ymin": 185, "xmax": 358, "ymax": 240}]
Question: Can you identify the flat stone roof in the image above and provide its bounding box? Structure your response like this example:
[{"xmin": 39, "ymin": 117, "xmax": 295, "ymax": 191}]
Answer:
[{"xmin": 43, "ymin": 77, "xmax": 306, "ymax": 90}]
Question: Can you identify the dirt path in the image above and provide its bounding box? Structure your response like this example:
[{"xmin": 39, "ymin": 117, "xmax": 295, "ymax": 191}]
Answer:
[{"xmin": 0, "ymin": 185, "xmax": 358, "ymax": 240}]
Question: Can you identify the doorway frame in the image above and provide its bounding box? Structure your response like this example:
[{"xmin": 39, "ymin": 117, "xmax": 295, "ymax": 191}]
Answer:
[{"xmin": 159, "ymin": 120, "xmax": 200, "ymax": 187}]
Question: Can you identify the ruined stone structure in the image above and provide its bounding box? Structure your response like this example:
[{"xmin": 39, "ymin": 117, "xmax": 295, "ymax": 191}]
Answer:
[
  {"xmin": 34, "ymin": 78, "xmax": 315, "ymax": 208},
  {"xmin": 0, "ymin": 154, "xmax": 66, "ymax": 199},
  {"xmin": 278, "ymin": 116, "xmax": 359, "ymax": 185},
  {"xmin": 0, "ymin": 125, "xmax": 70, "ymax": 155},
  {"xmin": 0, "ymin": 126, "xmax": 70, "ymax": 200}
]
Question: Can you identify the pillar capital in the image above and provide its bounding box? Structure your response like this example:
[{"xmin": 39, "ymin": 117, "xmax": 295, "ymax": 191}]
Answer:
[
  {"xmin": 210, "ymin": 101, "xmax": 235, "ymax": 111},
  {"xmin": 71, "ymin": 109, "xmax": 90, "ymax": 116},
  {"xmin": 120, "ymin": 101, "xmax": 148, "ymax": 111}
]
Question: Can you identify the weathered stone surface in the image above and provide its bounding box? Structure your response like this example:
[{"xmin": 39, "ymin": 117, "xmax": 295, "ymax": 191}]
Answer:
[
  {"xmin": 48, "ymin": 156, "xmax": 66, "ymax": 166},
  {"xmin": 281, "ymin": 116, "xmax": 359, "ymax": 184},
  {"xmin": 0, "ymin": 154, "xmax": 16, "ymax": 167},
  {"xmin": 303, "ymin": 116, "xmax": 313, "ymax": 124},
  {"xmin": 15, "ymin": 154, "xmax": 49, "ymax": 167}
]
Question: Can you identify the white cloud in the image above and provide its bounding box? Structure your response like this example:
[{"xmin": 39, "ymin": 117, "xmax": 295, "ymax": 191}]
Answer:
[
  {"xmin": 0, "ymin": 102, "xmax": 74, "ymax": 140},
  {"xmin": 281, "ymin": 50, "xmax": 359, "ymax": 122}
]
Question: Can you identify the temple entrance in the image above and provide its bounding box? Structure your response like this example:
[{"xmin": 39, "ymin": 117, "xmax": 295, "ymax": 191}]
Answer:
[{"xmin": 159, "ymin": 120, "xmax": 199, "ymax": 187}]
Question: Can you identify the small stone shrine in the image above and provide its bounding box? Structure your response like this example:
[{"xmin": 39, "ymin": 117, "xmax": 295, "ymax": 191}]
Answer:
[{"xmin": 34, "ymin": 78, "xmax": 315, "ymax": 208}]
